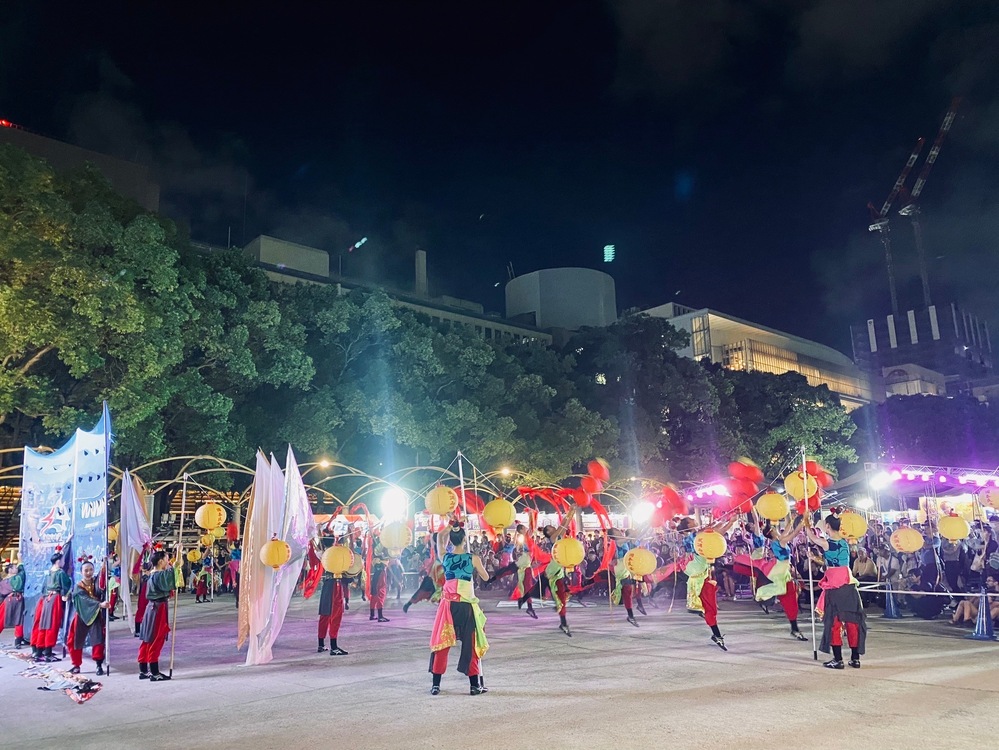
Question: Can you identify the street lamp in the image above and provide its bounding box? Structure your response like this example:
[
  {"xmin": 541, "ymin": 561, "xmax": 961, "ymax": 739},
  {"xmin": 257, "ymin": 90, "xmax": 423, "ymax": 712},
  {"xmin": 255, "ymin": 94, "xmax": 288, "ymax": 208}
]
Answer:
[{"xmin": 338, "ymin": 237, "xmax": 368, "ymax": 277}]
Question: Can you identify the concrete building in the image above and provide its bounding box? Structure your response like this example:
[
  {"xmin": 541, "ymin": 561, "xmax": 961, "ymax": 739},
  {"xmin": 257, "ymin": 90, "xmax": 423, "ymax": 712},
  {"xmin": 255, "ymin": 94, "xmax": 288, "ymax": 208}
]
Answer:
[
  {"xmin": 505, "ymin": 268, "xmax": 617, "ymax": 344},
  {"xmin": 216, "ymin": 235, "xmax": 552, "ymax": 344},
  {"xmin": 0, "ymin": 121, "xmax": 160, "ymax": 212},
  {"xmin": 644, "ymin": 302, "xmax": 879, "ymax": 409}
]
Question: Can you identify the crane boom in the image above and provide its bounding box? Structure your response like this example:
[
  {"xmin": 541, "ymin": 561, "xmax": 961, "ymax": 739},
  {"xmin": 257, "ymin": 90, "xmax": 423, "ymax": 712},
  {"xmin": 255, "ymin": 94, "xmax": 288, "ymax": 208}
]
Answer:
[
  {"xmin": 906, "ymin": 97, "xmax": 961, "ymax": 204},
  {"xmin": 871, "ymin": 138, "xmax": 925, "ymax": 221}
]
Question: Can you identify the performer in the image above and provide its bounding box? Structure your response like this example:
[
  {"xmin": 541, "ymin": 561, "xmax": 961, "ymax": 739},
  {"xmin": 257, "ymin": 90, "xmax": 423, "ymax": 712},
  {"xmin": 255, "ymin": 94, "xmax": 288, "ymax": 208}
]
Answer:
[
  {"xmin": 519, "ymin": 512, "xmax": 575, "ymax": 636},
  {"xmin": 609, "ymin": 528, "xmax": 646, "ymax": 627},
  {"xmin": 368, "ymin": 550, "xmax": 390, "ymax": 622},
  {"xmin": 387, "ymin": 555, "xmax": 405, "ymax": 601},
  {"xmin": 483, "ymin": 525, "xmax": 529, "ymax": 585},
  {"xmin": 134, "ymin": 562, "xmax": 151, "ymax": 637},
  {"xmin": 805, "ymin": 510, "xmax": 867, "ymax": 669},
  {"xmin": 317, "ymin": 565, "xmax": 349, "ymax": 656},
  {"xmin": 755, "ymin": 518, "xmax": 808, "ymax": 641},
  {"xmin": 429, "ymin": 517, "xmax": 489, "ymax": 695},
  {"xmin": 67, "ymin": 559, "xmax": 109, "ymax": 675},
  {"xmin": 194, "ymin": 565, "xmax": 210, "ymax": 603},
  {"xmin": 0, "ymin": 561, "xmax": 28, "ymax": 648},
  {"xmin": 403, "ymin": 555, "xmax": 444, "ymax": 613},
  {"xmin": 138, "ymin": 550, "xmax": 175, "ymax": 681},
  {"xmin": 30, "ymin": 547, "xmax": 72, "ymax": 662},
  {"xmin": 679, "ymin": 516, "xmax": 736, "ymax": 651}
]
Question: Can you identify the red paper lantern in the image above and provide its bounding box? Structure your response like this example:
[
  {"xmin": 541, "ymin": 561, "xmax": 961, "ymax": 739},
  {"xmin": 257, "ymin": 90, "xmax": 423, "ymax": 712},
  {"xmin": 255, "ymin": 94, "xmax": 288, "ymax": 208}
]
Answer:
[
  {"xmin": 587, "ymin": 459, "xmax": 610, "ymax": 483},
  {"xmin": 806, "ymin": 493, "xmax": 821, "ymax": 511},
  {"xmin": 816, "ymin": 472, "xmax": 834, "ymax": 489},
  {"xmin": 728, "ymin": 461, "xmax": 750, "ymax": 480},
  {"xmin": 580, "ymin": 475, "xmax": 603, "ymax": 495},
  {"xmin": 794, "ymin": 499, "xmax": 806, "ymax": 515},
  {"xmin": 804, "ymin": 460, "xmax": 821, "ymax": 476},
  {"xmin": 573, "ymin": 488, "xmax": 592, "ymax": 508}
]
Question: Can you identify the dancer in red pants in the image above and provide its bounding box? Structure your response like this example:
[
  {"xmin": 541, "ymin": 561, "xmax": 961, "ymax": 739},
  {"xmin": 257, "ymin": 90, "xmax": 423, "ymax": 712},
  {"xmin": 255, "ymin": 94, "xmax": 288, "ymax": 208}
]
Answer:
[
  {"xmin": 31, "ymin": 547, "xmax": 72, "ymax": 662},
  {"xmin": 369, "ymin": 552, "xmax": 390, "ymax": 622},
  {"xmin": 137, "ymin": 551, "xmax": 175, "ymax": 681},
  {"xmin": 317, "ymin": 570, "xmax": 348, "ymax": 655},
  {"xmin": 680, "ymin": 516, "xmax": 736, "ymax": 651},
  {"xmin": 806, "ymin": 510, "xmax": 867, "ymax": 669},
  {"xmin": 67, "ymin": 559, "xmax": 109, "ymax": 675},
  {"xmin": 755, "ymin": 518, "xmax": 808, "ymax": 641}
]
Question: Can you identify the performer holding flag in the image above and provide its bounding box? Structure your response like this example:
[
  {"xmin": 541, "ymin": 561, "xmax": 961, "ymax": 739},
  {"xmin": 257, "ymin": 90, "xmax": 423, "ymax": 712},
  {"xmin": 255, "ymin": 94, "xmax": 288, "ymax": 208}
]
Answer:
[
  {"xmin": 138, "ymin": 550, "xmax": 175, "ymax": 681},
  {"xmin": 31, "ymin": 545, "xmax": 72, "ymax": 662},
  {"xmin": 67, "ymin": 558, "xmax": 109, "ymax": 675}
]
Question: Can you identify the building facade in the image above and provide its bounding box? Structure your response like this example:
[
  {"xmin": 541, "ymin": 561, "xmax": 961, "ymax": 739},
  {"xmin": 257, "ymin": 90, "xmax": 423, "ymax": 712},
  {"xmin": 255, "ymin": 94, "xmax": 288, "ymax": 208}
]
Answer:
[{"xmin": 644, "ymin": 302, "xmax": 879, "ymax": 409}]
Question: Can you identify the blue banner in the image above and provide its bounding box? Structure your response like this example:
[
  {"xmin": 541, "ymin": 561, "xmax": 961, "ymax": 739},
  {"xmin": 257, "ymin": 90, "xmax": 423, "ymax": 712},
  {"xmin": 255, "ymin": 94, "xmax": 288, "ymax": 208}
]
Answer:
[{"xmin": 19, "ymin": 404, "xmax": 111, "ymax": 627}]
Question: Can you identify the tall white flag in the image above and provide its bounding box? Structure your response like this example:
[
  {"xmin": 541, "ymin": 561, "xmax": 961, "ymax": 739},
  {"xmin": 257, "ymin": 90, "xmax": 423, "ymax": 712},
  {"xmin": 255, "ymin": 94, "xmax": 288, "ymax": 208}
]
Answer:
[{"xmin": 119, "ymin": 469, "xmax": 152, "ymax": 626}]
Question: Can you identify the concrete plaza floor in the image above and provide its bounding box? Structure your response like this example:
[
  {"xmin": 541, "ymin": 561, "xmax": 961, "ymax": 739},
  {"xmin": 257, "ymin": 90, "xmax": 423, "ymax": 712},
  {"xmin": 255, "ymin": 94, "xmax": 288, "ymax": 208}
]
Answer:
[{"xmin": 2, "ymin": 587, "xmax": 997, "ymax": 750}]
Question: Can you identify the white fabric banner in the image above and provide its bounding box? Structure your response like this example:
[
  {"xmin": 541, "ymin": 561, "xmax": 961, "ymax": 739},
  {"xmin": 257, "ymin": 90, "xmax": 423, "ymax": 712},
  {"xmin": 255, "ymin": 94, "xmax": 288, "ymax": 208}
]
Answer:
[{"xmin": 118, "ymin": 469, "xmax": 152, "ymax": 626}]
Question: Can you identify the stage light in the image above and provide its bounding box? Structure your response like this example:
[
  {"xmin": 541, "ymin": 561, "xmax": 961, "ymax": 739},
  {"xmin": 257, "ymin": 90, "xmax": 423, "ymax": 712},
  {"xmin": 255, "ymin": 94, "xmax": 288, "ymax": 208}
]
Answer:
[
  {"xmin": 380, "ymin": 486, "xmax": 409, "ymax": 521},
  {"xmin": 855, "ymin": 497, "xmax": 874, "ymax": 510},
  {"xmin": 632, "ymin": 501, "xmax": 655, "ymax": 524},
  {"xmin": 869, "ymin": 471, "xmax": 894, "ymax": 491}
]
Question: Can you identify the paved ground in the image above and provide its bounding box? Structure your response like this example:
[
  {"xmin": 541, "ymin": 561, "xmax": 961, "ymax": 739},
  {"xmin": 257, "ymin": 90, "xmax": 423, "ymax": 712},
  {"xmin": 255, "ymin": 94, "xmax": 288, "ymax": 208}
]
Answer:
[{"xmin": 2, "ymin": 586, "xmax": 997, "ymax": 750}]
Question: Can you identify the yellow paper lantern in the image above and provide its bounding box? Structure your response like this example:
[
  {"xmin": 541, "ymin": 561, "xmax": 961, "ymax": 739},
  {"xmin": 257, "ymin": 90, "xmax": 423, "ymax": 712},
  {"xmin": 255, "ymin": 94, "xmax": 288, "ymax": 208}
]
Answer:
[
  {"xmin": 346, "ymin": 554, "xmax": 364, "ymax": 577},
  {"xmin": 186, "ymin": 549, "xmax": 202, "ymax": 563},
  {"xmin": 381, "ymin": 521, "xmax": 413, "ymax": 551},
  {"xmin": 890, "ymin": 527, "xmax": 924, "ymax": 554},
  {"xmin": 979, "ymin": 487, "xmax": 999, "ymax": 509},
  {"xmin": 938, "ymin": 515, "xmax": 970, "ymax": 541},
  {"xmin": 693, "ymin": 530, "xmax": 728, "ymax": 561},
  {"xmin": 552, "ymin": 538, "xmax": 585, "ymax": 571},
  {"xmin": 425, "ymin": 485, "xmax": 459, "ymax": 516},
  {"xmin": 321, "ymin": 546, "xmax": 353, "ymax": 577},
  {"xmin": 755, "ymin": 493, "xmax": 789, "ymax": 522},
  {"xmin": 195, "ymin": 502, "xmax": 227, "ymax": 530},
  {"xmin": 259, "ymin": 534, "xmax": 292, "ymax": 570},
  {"xmin": 839, "ymin": 512, "xmax": 868, "ymax": 541},
  {"xmin": 199, "ymin": 533, "xmax": 215, "ymax": 547},
  {"xmin": 783, "ymin": 471, "xmax": 818, "ymax": 501},
  {"xmin": 212, "ymin": 526, "xmax": 226, "ymax": 539},
  {"xmin": 482, "ymin": 498, "xmax": 516, "ymax": 531},
  {"xmin": 624, "ymin": 548, "xmax": 657, "ymax": 577},
  {"xmin": 107, "ymin": 523, "xmax": 119, "ymax": 542}
]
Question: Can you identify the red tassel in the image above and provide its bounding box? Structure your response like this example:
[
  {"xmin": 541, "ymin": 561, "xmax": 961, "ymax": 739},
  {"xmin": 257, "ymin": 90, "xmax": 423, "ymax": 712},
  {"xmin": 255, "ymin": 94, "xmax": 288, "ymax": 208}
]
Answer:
[{"xmin": 301, "ymin": 543, "xmax": 322, "ymax": 599}]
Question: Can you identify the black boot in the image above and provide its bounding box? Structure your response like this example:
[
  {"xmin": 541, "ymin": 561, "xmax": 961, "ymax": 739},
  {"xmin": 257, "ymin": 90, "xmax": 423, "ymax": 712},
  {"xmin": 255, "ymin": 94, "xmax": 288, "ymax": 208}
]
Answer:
[
  {"xmin": 377, "ymin": 608, "xmax": 390, "ymax": 622},
  {"xmin": 139, "ymin": 662, "xmax": 150, "ymax": 680},
  {"xmin": 636, "ymin": 599, "xmax": 647, "ymax": 616},
  {"xmin": 526, "ymin": 603, "xmax": 538, "ymax": 619},
  {"xmin": 470, "ymin": 674, "xmax": 484, "ymax": 695},
  {"xmin": 32, "ymin": 645, "xmax": 41, "ymax": 661},
  {"xmin": 45, "ymin": 646, "xmax": 61, "ymax": 662},
  {"xmin": 14, "ymin": 636, "xmax": 27, "ymax": 649},
  {"xmin": 848, "ymin": 647, "xmax": 861, "ymax": 669},
  {"xmin": 403, "ymin": 601, "xmax": 411, "ymax": 613},
  {"xmin": 149, "ymin": 661, "xmax": 171, "ymax": 681},
  {"xmin": 626, "ymin": 608, "xmax": 639, "ymax": 627},
  {"xmin": 318, "ymin": 638, "xmax": 327, "ymax": 653},
  {"xmin": 824, "ymin": 645, "xmax": 845, "ymax": 669},
  {"xmin": 329, "ymin": 638, "xmax": 348, "ymax": 656},
  {"xmin": 69, "ymin": 665, "xmax": 81, "ymax": 674},
  {"xmin": 96, "ymin": 661, "xmax": 105, "ymax": 676},
  {"xmin": 369, "ymin": 609, "xmax": 375, "ymax": 621},
  {"xmin": 134, "ymin": 623, "xmax": 141, "ymax": 638}
]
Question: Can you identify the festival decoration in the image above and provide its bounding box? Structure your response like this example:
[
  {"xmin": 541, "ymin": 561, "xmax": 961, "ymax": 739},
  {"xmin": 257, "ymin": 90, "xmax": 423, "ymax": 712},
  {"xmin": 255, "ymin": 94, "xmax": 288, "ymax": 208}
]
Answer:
[
  {"xmin": 890, "ymin": 527, "xmax": 924, "ymax": 554},
  {"xmin": 783, "ymin": 471, "xmax": 818, "ymax": 501},
  {"xmin": 195, "ymin": 502, "xmax": 226, "ymax": 530},
  {"xmin": 938, "ymin": 515, "xmax": 970, "ymax": 541},
  {"xmin": 212, "ymin": 526, "xmax": 226, "ymax": 540},
  {"xmin": 573, "ymin": 488, "xmax": 592, "ymax": 508},
  {"xmin": 694, "ymin": 530, "xmax": 727, "ymax": 561},
  {"xmin": 346, "ymin": 553, "xmax": 364, "ymax": 577},
  {"xmin": 588, "ymin": 458, "xmax": 610, "ymax": 483},
  {"xmin": 226, "ymin": 521, "xmax": 239, "ymax": 542},
  {"xmin": 552, "ymin": 538, "xmax": 585, "ymax": 571},
  {"xmin": 980, "ymin": 487, "xmax": 999, "ymax": 509},
  {"xmin": 580, "ymin": 475, "xmax": 603, "ymax": 495},
  {"xmin": 381, "ymin": 521, "xmax": 413, "ymax": 551},
  {"xmin": 425, "ymin": 485, "xmax": 459, "ymax": 516},
  {"xmin": 838, "ymin": 511, "xmax": 868, "ymax": 541},
  {"xmin": 107, "ymin": 523, "xmax": 119, "ymax": 542},
  {"xmin": 259, "ymin": 533, "xmax": 292, "ymax": 570},
  {"xmin": 200, "ymin": 533, "xmax": 215, "ymax": 547},
  {"xmin": 321, "ymin": 546, "xmax": 353, "ymax": 577},
  {"xmin": 729, "ymin": 458, "xmax": 764, "ymax": 484},
  {"xmin": 624, "ymin": 548, "xmax": 657, "ymax": 577},
  {"xmin": 482, "ymin": 498, "xmax": 516, "ymax": 531},
  {"xmin": 755, "ymin": 492, "xmax": 789, "ymax": 522},
  {"xmin": 186, "ymin": 549, "xmax": 202, "ymax": 563}
]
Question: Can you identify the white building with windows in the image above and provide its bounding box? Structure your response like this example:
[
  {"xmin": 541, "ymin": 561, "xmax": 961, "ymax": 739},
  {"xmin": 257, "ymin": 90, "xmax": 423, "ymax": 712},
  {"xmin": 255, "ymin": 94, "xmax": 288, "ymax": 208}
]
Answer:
[{"xmin": 643, "ymin": 302, "xmax": 879, "ymax": 409}]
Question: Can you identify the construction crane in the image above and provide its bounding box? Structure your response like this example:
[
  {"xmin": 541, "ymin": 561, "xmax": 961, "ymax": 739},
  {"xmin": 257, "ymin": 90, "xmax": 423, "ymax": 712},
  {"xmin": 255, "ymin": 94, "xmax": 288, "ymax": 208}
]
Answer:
[
  {"xmin": 868, "ymin": 138, "xmax": 925, "ymax": 318},
  {"xmin": 898, "ymin": 97, "xmax": 961, "ymax": 309}
]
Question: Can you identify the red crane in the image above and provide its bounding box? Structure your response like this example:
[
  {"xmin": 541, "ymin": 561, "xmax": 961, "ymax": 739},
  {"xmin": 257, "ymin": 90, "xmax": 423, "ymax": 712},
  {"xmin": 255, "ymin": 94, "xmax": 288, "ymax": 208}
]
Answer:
[
  {"xmin": 898, "ymin": 97, "xmax": 962, "ymax": 308},
  {"xmin": 868, "ymin": 137, "xmax": 925, "ymax": 318}
]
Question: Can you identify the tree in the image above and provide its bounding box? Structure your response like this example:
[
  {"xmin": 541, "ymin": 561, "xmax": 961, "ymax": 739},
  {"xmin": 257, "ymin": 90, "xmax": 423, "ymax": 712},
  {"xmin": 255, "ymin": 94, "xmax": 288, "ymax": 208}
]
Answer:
[
  {"xmin": 852, "ymin": 395, "xmax": 999, "ymax": 467},
  {"xmin": 717, "ymin": 368, "xmax": 858, "ymax": 477}
]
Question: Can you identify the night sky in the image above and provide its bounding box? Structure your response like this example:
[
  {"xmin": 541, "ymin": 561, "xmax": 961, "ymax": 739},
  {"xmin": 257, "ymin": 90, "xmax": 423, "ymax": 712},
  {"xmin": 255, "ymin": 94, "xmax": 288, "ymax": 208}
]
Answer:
[{"xmin": 2, "ymin": 1, "xmax": 998, "ymax": 352}]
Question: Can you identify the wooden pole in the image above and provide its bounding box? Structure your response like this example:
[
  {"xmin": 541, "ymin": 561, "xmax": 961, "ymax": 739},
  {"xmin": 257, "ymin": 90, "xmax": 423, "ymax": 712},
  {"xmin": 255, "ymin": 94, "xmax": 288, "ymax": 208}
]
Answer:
[{"xmin": 168, "ymin": 473, "xmax": 188, "ymax": 678}]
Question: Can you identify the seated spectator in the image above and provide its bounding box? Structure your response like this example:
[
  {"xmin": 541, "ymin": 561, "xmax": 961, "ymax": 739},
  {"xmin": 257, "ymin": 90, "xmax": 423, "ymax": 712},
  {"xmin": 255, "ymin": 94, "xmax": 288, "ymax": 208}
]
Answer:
[
  {"xmin": 951, "ymin": 574, "xmax": 999, "ymax": 625},
  {"xmin": 905, "ymin": 566, "xmax": 946, "ymax": 620}
]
